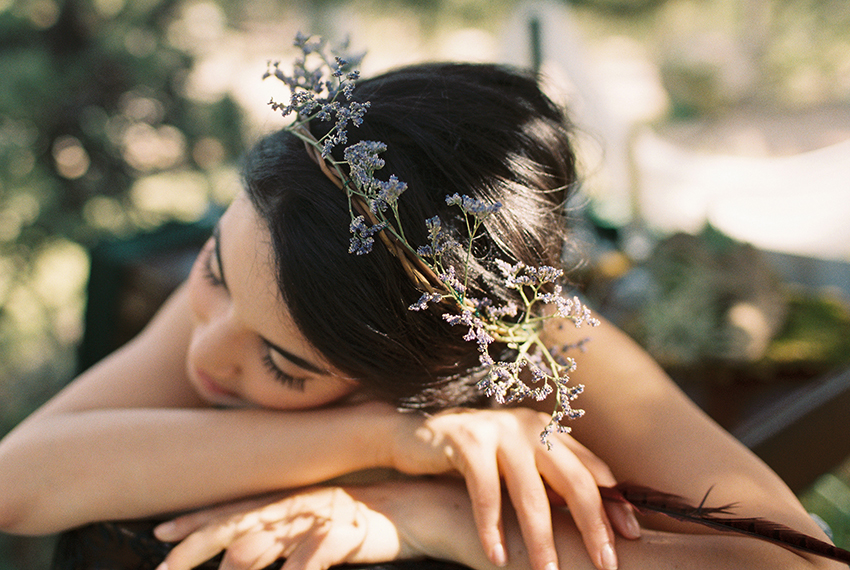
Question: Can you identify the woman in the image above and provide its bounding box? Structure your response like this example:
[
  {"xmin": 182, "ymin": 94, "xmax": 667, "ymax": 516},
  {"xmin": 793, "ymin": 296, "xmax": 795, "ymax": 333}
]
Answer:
[{"xmin": 0, "ymin": 51, "xmax": 841, "ymax": 570}]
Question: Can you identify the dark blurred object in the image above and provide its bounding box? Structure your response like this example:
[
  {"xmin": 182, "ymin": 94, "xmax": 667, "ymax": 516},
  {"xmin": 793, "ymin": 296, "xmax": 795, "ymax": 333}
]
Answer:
[
  {"xmin": 78, "ymin": 216, "xmax": 217, "ymax": 372},
  {"xmin": 53, "ymin": 520, "xmax": 179, "ymax": 570},
  {"xmin": 735, "ymin": 366, "xmax": 850, "ymax": 493},
  {"xmin": 52, "ymin": 520, "xmax": 471, "ymax": 570}
]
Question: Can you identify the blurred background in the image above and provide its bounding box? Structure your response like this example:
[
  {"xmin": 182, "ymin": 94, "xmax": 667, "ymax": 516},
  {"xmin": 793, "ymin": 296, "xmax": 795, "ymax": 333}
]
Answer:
[{"xmin": 1, "ymin": 0, "xmax": 849, "ymax": 566}]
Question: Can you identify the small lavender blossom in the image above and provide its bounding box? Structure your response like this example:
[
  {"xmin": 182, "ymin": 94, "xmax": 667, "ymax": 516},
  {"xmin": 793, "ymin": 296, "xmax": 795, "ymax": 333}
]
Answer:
[
  {"xmin": 265, "ymin": 35, "xmax": 367, "ymax": 159},
  {"xmin": 438, "ymin": 265, "xmax": 465, "ymax": 294},
  {"xmin": 446, "ymin": 193, "xmax": 502, "ymax": 217},
  {"xmin": 370, "ymin": 175, "xmax": 407, "ymax": 214},
  {"xmin": 485, "ymin": 301, "xmax": 519, "ymax": 319},
  {"xmin": 294, "ymin": 31, "xmax": 324, "ymax": 54},
  {"xmin": 332, "ymin": 56, "xmax": 347, "ymax": 77},
  {"xmin": 505, "ymin": 271, "xmax": 533, "ymax": 288},
  {"xmin": 494, "ymin": 258, "xmax": 522, "ymax": 279},
  {"xmin": 344, "ymin": 141, "xmax": 386, "ymax": 176},
  {"xmin": 495, "ymin": 259, "xmax": 536, "ymax": 288},
  {"xmin": 531, "ymin": 265, "xmax": 563, "ymax": 285},
  {"xmin": 543, "ymin": 292, "xmax": 599, "ymax": 326},
  {"xmin": 442, "ymin": 306, "xmax": 493, "ymax": 354},
  {"xmin": 349, "ymin": 216, "xmax": 386, "ymax": 255},
  {"xmin": 409, "ymin": 292, "xmax": 443, "ymax": 311},
  {"xmin": 425, "ymin": 216, "xmax": 441, "ymax": 240},
  {"xmin": 420, "ymin": 216, "xmax": 453, "ymax": 258}
]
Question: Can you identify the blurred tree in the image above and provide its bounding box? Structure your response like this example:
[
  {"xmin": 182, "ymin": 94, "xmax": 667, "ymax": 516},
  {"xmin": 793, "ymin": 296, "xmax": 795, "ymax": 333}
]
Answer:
[
  {"xmin": 1, "ymin": 0, "xmax": 246, "ymax": 565},
  {"xmin": 0, "ymin": 0, "xmax": 247, "ymax": 436},
  {"xmin": 567, "ymin": 0, "xmax": 669, "ymax": 15}
]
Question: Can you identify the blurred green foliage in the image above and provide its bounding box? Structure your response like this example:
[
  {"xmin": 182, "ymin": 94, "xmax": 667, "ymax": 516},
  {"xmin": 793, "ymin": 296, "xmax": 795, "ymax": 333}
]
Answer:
[
  {"xmin": 1, "ymin": 0, "xmax": 247, "ymax": 566},
  {"xmin": 584, "ymin": 226, "xmax": 850, "ymax": 384},
  {"xmin": 0, "ymin": 0, "xmax": 246, "ymax": 423}
]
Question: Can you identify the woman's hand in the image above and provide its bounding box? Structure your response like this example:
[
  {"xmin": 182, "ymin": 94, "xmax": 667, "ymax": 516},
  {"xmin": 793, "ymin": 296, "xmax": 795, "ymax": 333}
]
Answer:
[
  {"xmin": 153, "ymin": 486, "xmax": 420, "ymax": 570},
  {"xmin": 390, "ymin": 407, "xmax": 640, "ymax": 570}
]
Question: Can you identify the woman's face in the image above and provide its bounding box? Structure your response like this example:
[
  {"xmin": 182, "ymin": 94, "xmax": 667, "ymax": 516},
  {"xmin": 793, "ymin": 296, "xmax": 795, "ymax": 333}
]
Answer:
[{"xmin": 185, "ymin": 192, "xmax": 359, "ymax": 409}]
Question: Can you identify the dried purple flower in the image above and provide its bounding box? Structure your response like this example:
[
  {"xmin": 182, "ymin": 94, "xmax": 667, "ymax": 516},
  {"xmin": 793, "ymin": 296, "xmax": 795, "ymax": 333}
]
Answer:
[{"xmin": 270, "ymin": 33, "xmax": 598, "ymax": 447}]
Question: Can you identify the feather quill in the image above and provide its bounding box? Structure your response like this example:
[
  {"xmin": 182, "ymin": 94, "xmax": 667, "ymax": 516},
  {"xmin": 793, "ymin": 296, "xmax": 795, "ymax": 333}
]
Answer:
[{"xmin": 598, "ymin": 483, "xmax": 850, "ymax": 563}]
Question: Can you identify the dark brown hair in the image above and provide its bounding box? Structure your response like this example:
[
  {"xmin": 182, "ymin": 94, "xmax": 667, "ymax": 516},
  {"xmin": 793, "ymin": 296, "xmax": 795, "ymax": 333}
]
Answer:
[{"xmin": 244, "ymin": 62, "xmax": 578, "ymax": 408}]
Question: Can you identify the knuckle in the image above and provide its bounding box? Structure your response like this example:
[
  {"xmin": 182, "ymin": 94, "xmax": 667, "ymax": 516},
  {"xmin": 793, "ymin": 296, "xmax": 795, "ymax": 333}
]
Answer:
[
  {"xmin": 571, "ymin": 474, "xmax": 601, "ymax": 501},
  {"xmin": 471, "ymin": 492, "xmax": 499, "ymax": 515},
  {"xmin": 223, "ymin": 545, "xmax": 256, "ymax": 569},
  {"xmin": 572, "ymin": 449, "xmax": 614, "ymax": 481},
  {"xmin": 452, "ymin": 422, "xmax": 498, "ymax": 450},
  {"xmin": 518, "ymin": 488, "xmax": 550, "ymax": 513}
]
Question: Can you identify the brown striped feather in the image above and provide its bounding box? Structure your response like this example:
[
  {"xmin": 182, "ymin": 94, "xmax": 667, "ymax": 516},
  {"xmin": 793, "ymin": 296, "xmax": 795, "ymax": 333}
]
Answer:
[{"xmin": 597, "ymin": 483, "xmax": 850, "ymax": 563}]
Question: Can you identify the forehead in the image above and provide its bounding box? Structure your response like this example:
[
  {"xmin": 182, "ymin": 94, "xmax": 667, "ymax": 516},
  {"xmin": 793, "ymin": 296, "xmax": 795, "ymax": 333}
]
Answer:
[
  {"xmin": 219, "ymin": 193, "xmax": 328, "ymax": 371},
  {"xmin": 220, "ymin": 193, "xmax": 279, "ymax": 307}
]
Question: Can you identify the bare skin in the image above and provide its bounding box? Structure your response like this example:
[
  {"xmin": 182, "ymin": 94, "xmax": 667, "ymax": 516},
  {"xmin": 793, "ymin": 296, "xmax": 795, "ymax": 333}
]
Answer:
[
  {"xmin": 0, "ymin": 192, "xmax": 840, "ymax": 570},
  {"xmin": 154, "ymin": 480, "xmax": 843, "ymax": 570},
  {"xmin": 0, "ymin": 193, "xmax": 633, "ymax": 570}
]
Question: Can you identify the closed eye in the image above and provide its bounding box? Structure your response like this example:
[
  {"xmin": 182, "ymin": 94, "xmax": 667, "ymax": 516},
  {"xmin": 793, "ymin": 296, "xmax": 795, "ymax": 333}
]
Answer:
[{"xmin": 261, "ymin": 350, "xmax": 307, "ymax": 391}]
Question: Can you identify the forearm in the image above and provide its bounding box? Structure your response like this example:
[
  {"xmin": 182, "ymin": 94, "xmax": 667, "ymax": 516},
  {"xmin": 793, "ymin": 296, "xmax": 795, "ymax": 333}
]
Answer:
[
  {"xmin": 0, "ymin": 402, "xmax": 395, "ymax": 535},
  {"xmin": 403, "ymin": 481, "xmax": 841, "ymax": 570},
  {"xmin": 539, "ymin": 315, "xmax": 831, "ymax": 545}
]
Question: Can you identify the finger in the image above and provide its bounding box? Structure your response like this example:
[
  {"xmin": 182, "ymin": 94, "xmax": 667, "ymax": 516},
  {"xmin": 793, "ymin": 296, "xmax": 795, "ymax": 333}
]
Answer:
[
  {"xmin": 280, "ymin": 526, "xmax": 346, "ymax": 570},
  {"xmin": 155, "ymin": 498, "xmax": 270, "ymax": 542},
  {"xmin": 604, "ymin": 500, "xmax": 641, "ymax": 540},
  {"xmin": 158, "ymin": 522, "xmax": 241, "ymax": 570},
  {"xmin": 458, "ymin": 445, "xmax": 508, "ymax": 567},
  {"xmin": 499, "ymin": 446, "xmax": 559, "ymax": 570},
  {"xmin": 219, "ymin": 531, "xmax": 286, "ymax": 570},
  {"xmin": 553, "ymin": 438, "xmax": 640, "ymax": 540},
  {"xmin": 537, "ymin": 443, "xmax": 616, "ymax": 570}
]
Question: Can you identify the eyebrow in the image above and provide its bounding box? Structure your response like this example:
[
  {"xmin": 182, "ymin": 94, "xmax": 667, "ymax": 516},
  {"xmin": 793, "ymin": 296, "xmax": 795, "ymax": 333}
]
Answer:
[
  {"xmin": 213, "ymin": 223, "xmax": 326, "ymax": 375},
  {"xmin": 265, "ymin": 341, "xmax": 325, "ymax": 374}
]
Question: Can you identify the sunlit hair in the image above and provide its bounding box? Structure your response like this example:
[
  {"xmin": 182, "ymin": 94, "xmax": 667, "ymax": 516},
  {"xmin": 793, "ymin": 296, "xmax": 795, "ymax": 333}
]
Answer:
[{"xmin": 244, "ymin": 62, "xmax": 579, "ymax": 409}]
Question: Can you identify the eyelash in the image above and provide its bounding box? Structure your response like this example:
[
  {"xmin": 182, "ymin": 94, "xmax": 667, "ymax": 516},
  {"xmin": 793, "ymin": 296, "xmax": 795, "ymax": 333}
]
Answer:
[
  {"xmin": 201, "ymin": 241, "xmax": 224, "ymax": 287},
  {"xmin": 262, "ymin": 352, "xmax": 307, "ymax": 391}
]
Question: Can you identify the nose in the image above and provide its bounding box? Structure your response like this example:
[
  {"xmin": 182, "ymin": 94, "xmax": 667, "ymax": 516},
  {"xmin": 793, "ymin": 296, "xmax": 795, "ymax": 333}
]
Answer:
[{"xmin": 193, "ymin": 304, "xmax": 248, "ymax": 381}]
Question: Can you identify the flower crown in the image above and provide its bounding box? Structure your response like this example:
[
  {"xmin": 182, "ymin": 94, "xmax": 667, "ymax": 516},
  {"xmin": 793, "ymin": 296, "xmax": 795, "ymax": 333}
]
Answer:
[{"xmin": 264, "ymin": 33, "xmax": 598, "ymax": 446}]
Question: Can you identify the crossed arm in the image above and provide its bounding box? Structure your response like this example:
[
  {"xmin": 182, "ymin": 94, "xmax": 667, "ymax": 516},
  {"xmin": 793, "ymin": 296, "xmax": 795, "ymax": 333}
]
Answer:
[
  {"xmin": 0, "ymin": 284, "xmax": 840, "ymax": 570},
  {"xmin": 154, "ymin": 479, "xmax": 841, "ymax": 570},
  {"xmin": 0, "ymin": 284, "xmax": 633, "ymax": 570},
  {"xmin": 150, "ymin": 308, "xmax": 843, "ymax": 570}
]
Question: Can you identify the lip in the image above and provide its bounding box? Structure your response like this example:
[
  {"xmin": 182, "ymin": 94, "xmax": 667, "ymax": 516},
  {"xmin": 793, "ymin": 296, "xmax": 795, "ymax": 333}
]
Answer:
[{"xmin": 195, "ymin": 368, "xmax": 239, "ymax": 400}]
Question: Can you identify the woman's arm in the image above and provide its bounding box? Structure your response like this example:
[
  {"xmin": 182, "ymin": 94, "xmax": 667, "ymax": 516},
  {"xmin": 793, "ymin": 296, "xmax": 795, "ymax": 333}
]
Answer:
[
  {"xmin": 0, "ymin": 285, "xmax": 394, "ymax": 534},
  {"xmin": 0, "ymin": 283, "xmax": 630, "ymax": 570},
  {"xmin": 541, "ymin": 315, "xmax": 834, "ymax": 546},
  {"xmin": 156, "ymin": 479, "xmax": 844, "ymax": 570}
]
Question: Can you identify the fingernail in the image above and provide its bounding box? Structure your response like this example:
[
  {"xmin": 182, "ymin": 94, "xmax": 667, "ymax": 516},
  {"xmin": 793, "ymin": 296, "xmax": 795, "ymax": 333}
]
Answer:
[
  {"xmin": 626, "ymin": 513, "xmax": 641, "ymax": 539},
  {"xmin": 491, "ymin": 543, "xmax": 507, "ymax": 567},
  {"xmin": 153, "ymin": 522, "xmax": 175, "ymax": 541},
  {"xmin": 544, "ymin": 562, "xmax": 558, "ymax": 570},
  {"xmin": 600, "ymin": 543, "xmax": 617, "ymax": 570},
  {"xmin": 155, "ymin": 563, "xmax": 168, "ymax": 570}
]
